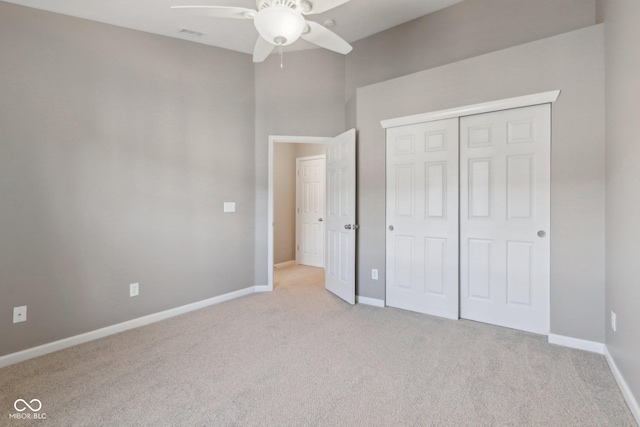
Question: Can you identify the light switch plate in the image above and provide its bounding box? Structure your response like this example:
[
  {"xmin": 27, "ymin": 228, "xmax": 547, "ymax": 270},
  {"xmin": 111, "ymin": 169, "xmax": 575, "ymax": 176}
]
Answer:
[
  {"xmin": 13, "ymin": 306, "xmax": 27, "ymax": 323},
  {"xmin": 224, "ymin": 202, "xmax": 236, "ymax": 213}
]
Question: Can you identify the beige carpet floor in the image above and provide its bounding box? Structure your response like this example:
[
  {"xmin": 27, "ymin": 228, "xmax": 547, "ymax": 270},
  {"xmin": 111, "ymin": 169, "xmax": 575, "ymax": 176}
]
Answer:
[{"xmin": 0, "ymin": 264, "xmax": 636, "ymax": 426}]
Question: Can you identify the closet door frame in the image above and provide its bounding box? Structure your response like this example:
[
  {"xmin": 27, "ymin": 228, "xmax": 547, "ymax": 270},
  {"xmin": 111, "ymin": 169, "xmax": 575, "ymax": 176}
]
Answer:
[{"xmin": 380, "ymin": 91, "xmax": 559, "ymax": 329}]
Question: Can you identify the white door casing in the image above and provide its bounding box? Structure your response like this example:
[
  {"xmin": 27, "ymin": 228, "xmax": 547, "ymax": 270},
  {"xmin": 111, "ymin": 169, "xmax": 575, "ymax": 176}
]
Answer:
[
  {"xmin": 460, "ymin": 104, "xmax": 551, "ymax": 334},
  {"xmin": 296, "ymin": 156, "xmax": 326, "ymax": 268},
  {"xmin": 325, "ymin": 129, "xmax": 357, "ymax": 305},
  {"xmin": 386, "ymin": 118, "xmax": 460, "ymax": 319}
]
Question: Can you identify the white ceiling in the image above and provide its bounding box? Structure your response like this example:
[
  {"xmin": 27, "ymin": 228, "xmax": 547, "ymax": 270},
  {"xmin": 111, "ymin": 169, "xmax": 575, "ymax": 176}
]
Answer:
[{"xmin": 2, "ymin": 0, "xmax": 465, "ymax": 54}]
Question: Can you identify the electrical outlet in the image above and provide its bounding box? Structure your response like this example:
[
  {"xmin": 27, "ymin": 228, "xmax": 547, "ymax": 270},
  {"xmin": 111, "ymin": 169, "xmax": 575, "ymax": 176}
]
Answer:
[
  {"xmin": 372, "ymin": 269, "xmax": 379, "ymax": 280},
  {"xmin": 13, "ymin": 306, "xmax": 27, "ymax": 323},
  {"xmin": 611, "ymin": 311, "xmax": 617, "ymax": 332},
  {"xmin": 130, "ymin": 283, "xmax": 139, "ymax": 297}
]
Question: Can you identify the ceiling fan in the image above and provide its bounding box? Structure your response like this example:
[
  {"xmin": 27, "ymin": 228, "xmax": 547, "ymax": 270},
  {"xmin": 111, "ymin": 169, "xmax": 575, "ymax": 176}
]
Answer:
[{"xmin": 171, "ymin": 0, "xmax": 353, "ymax": 64}]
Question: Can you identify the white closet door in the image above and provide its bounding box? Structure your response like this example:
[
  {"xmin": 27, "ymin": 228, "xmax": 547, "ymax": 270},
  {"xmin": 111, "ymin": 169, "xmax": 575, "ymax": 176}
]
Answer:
[
  {"xmin": 386, "ymin": 118, "xmax": 459, "ymax": 319},
  {"xmin": 460, "ymin": 104, "xmax": 551, "ymax": 334}
]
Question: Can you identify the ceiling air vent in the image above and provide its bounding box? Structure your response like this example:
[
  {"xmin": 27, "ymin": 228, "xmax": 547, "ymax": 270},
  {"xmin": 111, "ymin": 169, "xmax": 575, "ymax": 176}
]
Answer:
[{"xmin": 178, "ymin": 28, "xmax": 206, "ymax": 38}]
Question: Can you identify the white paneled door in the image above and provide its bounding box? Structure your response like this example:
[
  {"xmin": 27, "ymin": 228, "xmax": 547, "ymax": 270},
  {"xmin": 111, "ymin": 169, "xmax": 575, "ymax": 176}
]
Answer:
[
  {"xmin": 386, "ymin": 118, "xmax": 460, "ymax": 319},
  {"xmin": 460, "ymin": 104, "xmax": 551, "ymax": 334},
  {"xmin": 297, "ymin": 156, "xmax": 325, "ymax": 268},
  {"xmin": 325, "ymin": 129, "xmax": 357, "ymax": 305}
]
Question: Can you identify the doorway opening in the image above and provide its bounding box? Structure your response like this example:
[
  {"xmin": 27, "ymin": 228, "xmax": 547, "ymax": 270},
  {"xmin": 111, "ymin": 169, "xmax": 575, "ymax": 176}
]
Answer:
[
  {"xmin": 267, "ymin": 135, "xmax": 331, "ymax": 292},
  {"xmin": 267, "ymin": 130, "xmax": 358, "ymax": 303}
]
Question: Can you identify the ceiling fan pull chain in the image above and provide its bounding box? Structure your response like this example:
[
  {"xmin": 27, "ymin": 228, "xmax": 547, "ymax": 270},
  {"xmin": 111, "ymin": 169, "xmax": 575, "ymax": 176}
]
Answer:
[{"xmin": 279, "ymin": 44, "xmax": 284, "ymax": 69}]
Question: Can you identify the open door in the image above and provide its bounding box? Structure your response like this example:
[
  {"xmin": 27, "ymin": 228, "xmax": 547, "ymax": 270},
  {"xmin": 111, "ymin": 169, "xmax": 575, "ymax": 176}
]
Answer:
[{"xmin": 325, "ymin": 129, "xmax": 356, "ymax": 304}]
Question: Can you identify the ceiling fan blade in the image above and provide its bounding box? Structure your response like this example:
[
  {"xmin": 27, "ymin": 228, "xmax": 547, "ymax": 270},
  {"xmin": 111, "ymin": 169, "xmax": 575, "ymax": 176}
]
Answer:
[
  {"xmin": 253, "ymin": 36, "xmax": 275, "ymax": 63},
  {"xmin": 302, "ymin": 0, "xmax": 350, "ymax": 15},
  {"xmin": 170, "ymin": 6, "xmax": 256, "ymax": 19},
  {"xmin": 301, "ymin": 21, "xmax": 352, "ymax": 54}
]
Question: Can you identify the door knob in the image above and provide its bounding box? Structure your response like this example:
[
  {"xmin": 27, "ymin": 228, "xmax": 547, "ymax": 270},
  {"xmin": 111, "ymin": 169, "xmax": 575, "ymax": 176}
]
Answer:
[
  {"xmin": 389, "ymin": 225, "xmax": 394, "ymax": 231},
  {"xmin": 318, "ymin": 218, "xmax": 323, "ymax": 222},
  {"xmin": 537, "ymin": 230, "xmax": 546, "ymax": 238},
  {"xmin": 344, "ymin": 224, "xmax": 352, "ymax": 230}
]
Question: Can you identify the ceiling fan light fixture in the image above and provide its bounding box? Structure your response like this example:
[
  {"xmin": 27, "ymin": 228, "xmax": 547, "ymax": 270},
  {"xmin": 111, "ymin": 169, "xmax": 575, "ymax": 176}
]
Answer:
[
  {"xmin": 299, "ymin": 0, "xmax": 312, "ymax": 13},
  {"xmin": 254, "ymin": 5, "xmax": 306, "ymax": 46}
]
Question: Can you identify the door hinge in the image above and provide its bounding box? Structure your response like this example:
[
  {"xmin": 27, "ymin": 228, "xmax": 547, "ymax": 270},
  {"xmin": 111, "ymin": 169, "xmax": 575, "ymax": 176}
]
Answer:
[{"xmin": 297, "ymin": 245, "xmax": 299, "ymax": 251}]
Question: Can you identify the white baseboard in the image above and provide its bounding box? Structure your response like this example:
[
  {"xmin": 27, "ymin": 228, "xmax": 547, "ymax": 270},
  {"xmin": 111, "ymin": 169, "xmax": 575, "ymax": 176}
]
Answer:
[
  {"xmin": 604, "ymin": 345, "xmax": 640, "ymax": 424},
  {"xmin": 356, "ymin": 295, "xmax": 385, "ymax": 308},
  {"xmin": 254, "ymin": 285, "xmax": 271, "ymax": 293},
  {"xmin": 0, "ymin": 286, "xmax": 256, "ymax": 369},
  {"xmin": 548, "ymin": 334, "xmax": 604, "ymax": 354},
  {"xmin": 274, "ymin": 260, "xmax": 296, "ymax": 269}
]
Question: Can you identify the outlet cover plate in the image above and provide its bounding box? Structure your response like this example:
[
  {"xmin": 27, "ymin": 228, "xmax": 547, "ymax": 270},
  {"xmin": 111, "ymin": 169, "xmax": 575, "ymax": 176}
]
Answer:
[
  {"xmin": 13, "ymin": 306, "xmax": 27, "ymax": 323},
  {"xmin": 130, "ymin": 283, "xmax": 139, "ymax": 297}
]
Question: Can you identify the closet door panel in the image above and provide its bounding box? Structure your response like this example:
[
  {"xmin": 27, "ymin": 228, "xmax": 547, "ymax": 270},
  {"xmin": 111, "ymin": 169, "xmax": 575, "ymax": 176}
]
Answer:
[
  {"xmin": 460, "ymin": 104, "xmax": 551, "ymax": 334},
  {"xmin": 386, "ymin": 118, "xmax": 459, "ymax": 319}
]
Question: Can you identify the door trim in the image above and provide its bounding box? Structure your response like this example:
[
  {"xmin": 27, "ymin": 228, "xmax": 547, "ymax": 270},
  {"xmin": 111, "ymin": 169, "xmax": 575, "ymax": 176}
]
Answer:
[
  {"xmin": 268, "ymin": 135, "xmax": 331, "ymax": 292},
  {"xmin": 381, "ymin": 90, "xmax": 560, "ymax": 129},
  {"xmin": 296, "ymin": 154, "xmax": 326, "ymax": 267}
]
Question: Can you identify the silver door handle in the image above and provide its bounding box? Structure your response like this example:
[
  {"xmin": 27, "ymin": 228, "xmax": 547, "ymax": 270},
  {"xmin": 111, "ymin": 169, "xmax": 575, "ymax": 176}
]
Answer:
[
  {"xmin": 353, "ymin": 224, "xmax": 359, "ymax": 230},
  {"xmin": 389, "ymin": 225, "xmax": 394, "ymax": 231},
  {"xmin": 344, "ymin": 224, "xmax": 352, "ymax": 230},
  {"xmin": 318, "ymin": 218, "xmax": 323, "ymax": 222},
  {"xmin": 537, "ymin": 230, "xmax": 546, "ymax": 238}
]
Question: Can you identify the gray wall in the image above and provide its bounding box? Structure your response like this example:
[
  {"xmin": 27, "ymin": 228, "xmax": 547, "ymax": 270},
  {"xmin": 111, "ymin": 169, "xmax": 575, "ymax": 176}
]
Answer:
[
  {"xmin": 596, "ymin": 0, "xmax": 605, "ymax": 24},
  {"xmin": 1, "ymin": 0, "xmax": 612, "ymax": 359},
  {"xmin": 254, "ymin": 50, "xmax": 345, "ymax": 286},
  {"xmin": 273, "ymin": 144, "xmax": 296, "ymax": 264},
  {"xmin": 603, "ymin": 0, "xmax": 640, "ymax": 404},
  {"xmin": 273, "ymin": 143, "xmax": 326, "ymax": 265},
  {"xmin": 0, "ymin": 3, "xmax": 255, "ymax": 356},
  {"xmin": 345, "ymin": 0, "xmax": 598, "ymax": 127},
  {"xmin": 295, "ymin": 143, "xmax": 326, "ymax": 159},
  {"xmin": 356, "ymin": 25, "xmax": 605, "ymax": 342}
]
